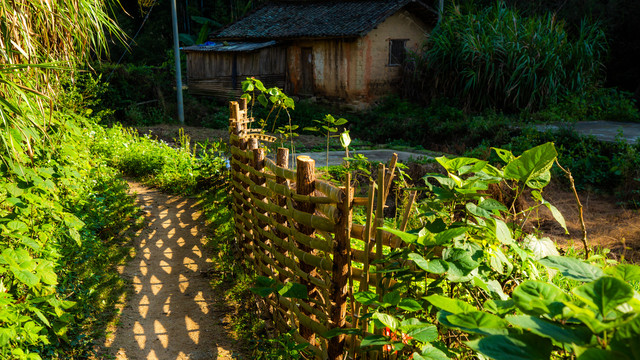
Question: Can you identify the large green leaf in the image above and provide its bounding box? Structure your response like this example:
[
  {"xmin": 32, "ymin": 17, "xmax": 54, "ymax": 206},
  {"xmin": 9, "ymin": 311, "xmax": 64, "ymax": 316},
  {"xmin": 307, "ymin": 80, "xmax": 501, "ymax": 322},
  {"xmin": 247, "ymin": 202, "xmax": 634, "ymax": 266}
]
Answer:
[
  {"xmin": 506, "ymin": 315, "xmax": 590, "ymax": 345},
  {"xmin": 538, "ymin": 256, "xmax": 604, "ymax": 282},
  {"xmin": 484, "ymin": 299, "xmax": 516, "ymax": 316},
  {"xmin": 577, "ymin": 348, "xmax": 631, "ymax": 360},
  {"xmin": 466, "ymin": 334, "xmax": 552, "ymax": 360},
  {"xmin": 380, "ymin": 227, "xmax": 418, "ymax": 244},
  {"xmin": 479, "ymin": 198, "xmax": 508, "ymax": 213},
  {"xmin": 440, "ymin": 310, "xmax": 509, "ymax": 336},
  {"xmin": 398, "ymin": 298, "xmax": 423, "ymax": 312},
  {"xmin": 278, "ymin": 282, "xmax": 308, "ymax": 299},
  {"xmin": 414, "ymin": 346, "xmax": 450, "ymax": 360},
  {"xmin": 382, "ymin": 291, "xmax": 401, "ymax": 307},
  {"xmin": 373, "ymin": 312, "xmax": 399, "ymax": 331},
  {"xmin": 425, "ymin": 294, "xmax": 476, "ymax": 314},
  {"xmin": 433, "ymin": 227, "xmax": 468, "ymax": 245},
  {"xmin": 473, "ymin": 277, "xmax": 509, "ymax": 300},
  {"xmin": 436, "ymin": 156, "xmax": 484, "ymax": 174},
  {"xmin": 35, "ymin": 260, "xmax": 57, "ymax": 286},
  {"xmin": 494, "ymin": 219, "xmax": 514, "ymax": 245},
  {"xmin": 503, "ymin": 142, "xmax": 557, "ymax": 189},
  {"xmin": 408, "ymin": 325, "xmax": 438, "ymax": 342},
  {"xmin": 512, "ymin": 280, "xmax": 568, "ymax": 317},
  {"xmin": 573, "ymin": 276, "xmax": 634, "ymax": 318},
  {"xmin": 408, "ymin": 253, "xmax": 449, "ymax": 274},
  {"xmin": 400, "ymin": 318, "xmax": 438, "ymax": 342},
  {"xmin": 354, "ymin": 291, "xmax": 378, "ymax": 305},
  {"xmin": 523, "ymin": 235, "xmax": 559, "ymax": 260},
  {"xmin": 0, "ymin": 327, "xmax": 13, "ymax": 347},
  {"xmin": 467, "ymin": 202, "xmax": 492, "ymax": 218},
  {"xmin": 604, "ymin": 264, "xmax": 640, "ymax": 282},
  {"xmin": 563, "ymin": 302, "xmax": 618, "ymax": 334},
  {"xmin": 360, "ymin": 335, "xmax": 389, "ymax": 347},
  {"xmin": 6, "ymin": 220, "xmax": 28, "ymax": 234},
  {"xmin": 443, "ymin": 248, "xmax": 479, "ymax": 282},
  {"xmin": 492, "ymin": 148, "xmax": 516, "ymax": 164}
]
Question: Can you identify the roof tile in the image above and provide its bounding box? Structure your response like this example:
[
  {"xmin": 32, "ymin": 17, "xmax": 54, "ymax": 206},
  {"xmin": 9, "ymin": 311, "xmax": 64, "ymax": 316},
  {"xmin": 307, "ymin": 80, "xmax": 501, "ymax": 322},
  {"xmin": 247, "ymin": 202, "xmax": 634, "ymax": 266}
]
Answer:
[{"xmin": 214, "ymin": 0, "xmax": 434, "ymax": 40}]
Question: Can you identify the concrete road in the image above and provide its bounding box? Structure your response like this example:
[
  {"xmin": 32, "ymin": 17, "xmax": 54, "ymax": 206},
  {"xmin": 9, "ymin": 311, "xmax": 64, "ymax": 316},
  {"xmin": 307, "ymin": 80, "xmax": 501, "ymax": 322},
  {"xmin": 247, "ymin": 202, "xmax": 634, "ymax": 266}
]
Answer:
[{"xmin": 536, "ymin": 121, "xmax": 640, "ymax": 144}]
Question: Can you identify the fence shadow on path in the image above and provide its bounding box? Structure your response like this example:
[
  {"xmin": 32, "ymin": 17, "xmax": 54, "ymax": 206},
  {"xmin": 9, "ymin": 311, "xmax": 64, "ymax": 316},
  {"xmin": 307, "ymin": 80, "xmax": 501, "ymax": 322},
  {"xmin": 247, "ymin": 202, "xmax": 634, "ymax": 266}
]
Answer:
[{"xmin": 103, "ymin": 183, "xmax": 237, "ymax": 360}]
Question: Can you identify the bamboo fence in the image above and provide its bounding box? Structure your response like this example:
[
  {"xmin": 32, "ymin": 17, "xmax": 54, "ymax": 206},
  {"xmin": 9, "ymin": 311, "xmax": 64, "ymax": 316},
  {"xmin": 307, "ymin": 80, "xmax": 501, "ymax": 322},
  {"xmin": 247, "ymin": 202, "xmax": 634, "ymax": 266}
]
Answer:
[{"xmin": 228, "ymin": 99, "xmax": 416, "ymax": 360}]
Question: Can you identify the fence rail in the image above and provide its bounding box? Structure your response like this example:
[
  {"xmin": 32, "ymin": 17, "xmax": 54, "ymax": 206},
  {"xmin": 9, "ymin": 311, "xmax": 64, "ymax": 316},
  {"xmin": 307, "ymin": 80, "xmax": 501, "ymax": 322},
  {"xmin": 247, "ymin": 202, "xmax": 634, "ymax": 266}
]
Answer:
[{"xmin": 228, "ymin": 99, "xmax": 415, "ymax": 359}]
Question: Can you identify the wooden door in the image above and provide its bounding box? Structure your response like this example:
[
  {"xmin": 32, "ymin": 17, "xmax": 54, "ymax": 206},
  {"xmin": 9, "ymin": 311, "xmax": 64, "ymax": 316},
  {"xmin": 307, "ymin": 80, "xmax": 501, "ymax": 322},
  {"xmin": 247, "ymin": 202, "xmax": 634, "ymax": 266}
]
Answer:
[{"xmin": 300, "ymin": 47, "xmax": 314, "ymax": 95}]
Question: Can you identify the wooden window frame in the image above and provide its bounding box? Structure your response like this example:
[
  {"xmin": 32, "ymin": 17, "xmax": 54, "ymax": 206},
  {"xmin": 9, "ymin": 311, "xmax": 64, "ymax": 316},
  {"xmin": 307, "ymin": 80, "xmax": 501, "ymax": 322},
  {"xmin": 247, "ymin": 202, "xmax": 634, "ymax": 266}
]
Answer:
[{"xmin": 388, "ymin": 39, "xmax": 408, "ymax": 66}]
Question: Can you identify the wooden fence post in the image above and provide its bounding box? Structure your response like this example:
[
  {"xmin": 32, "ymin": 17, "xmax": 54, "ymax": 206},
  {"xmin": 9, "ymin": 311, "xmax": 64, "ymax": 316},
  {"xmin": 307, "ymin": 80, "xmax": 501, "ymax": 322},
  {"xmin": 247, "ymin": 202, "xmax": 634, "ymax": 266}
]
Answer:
[
  {"xmin": 328, "ymin": 173, "xmax": 353, "ymax": 360},
  {"xmin": 375, "ymin": 163, "xmax": 386, "ymax": 301},
  {"xmin": 229, "ymin": 101, "xmax": 246, "ymax": 258},
  {"xmin": 295, "ymin": 155, "xmax": 317, "ymax": 343},
  {"xmin": 275, "ymin": 148, "xmax": 289, "ymax": 283}
]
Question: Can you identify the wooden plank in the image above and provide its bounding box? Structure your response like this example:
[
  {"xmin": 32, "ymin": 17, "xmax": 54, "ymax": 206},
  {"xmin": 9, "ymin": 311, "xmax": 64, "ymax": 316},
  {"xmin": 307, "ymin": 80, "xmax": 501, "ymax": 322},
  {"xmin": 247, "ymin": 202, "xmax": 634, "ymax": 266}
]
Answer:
[
  {"xmin": 317, "ymin": 203, "xmax": 341, "ymax": 224},
  {"xmin": 295, "ymin": 155, "xmax": 318, "ymax": 343},
  {"xmin": 316, "ymin": 179, "xmax": 345, "ymax": 203},
  {"xmin": 265, "ymin": 158, "xmax": 297, "ymax": 181},
  {"xmin": 328, "ymin": 174, "xmax": 353, "ymax": 360},
  {"xmin": 266, "ymin": 179, "xmax": 337, "ymax": 205}
]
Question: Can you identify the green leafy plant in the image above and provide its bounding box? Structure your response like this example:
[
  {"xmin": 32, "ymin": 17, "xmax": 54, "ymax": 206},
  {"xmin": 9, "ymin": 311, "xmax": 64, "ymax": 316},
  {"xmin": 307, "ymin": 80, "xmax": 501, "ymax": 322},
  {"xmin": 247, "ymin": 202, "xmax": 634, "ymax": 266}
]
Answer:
[
  {"xmin": 241, "ymin": 77, "xmax": 297, "ymax": 158},
  {"xmin": 351, "ymin": 143, "xmax": 579, "ymax": 358},
  {"xmin": 304, "ymin": 114, "xmax": 349, "ymax": 169},
  {"xmin": 428, "ymin": 258, "xmax": 640, "ymax": 359}
]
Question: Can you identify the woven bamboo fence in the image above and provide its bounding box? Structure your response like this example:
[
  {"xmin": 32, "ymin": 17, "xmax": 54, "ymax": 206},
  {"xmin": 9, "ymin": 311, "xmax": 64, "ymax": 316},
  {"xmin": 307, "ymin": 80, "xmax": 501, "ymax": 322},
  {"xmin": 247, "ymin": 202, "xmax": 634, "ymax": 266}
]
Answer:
[{"xmin": 228, "ymin": 99, "xmax": 416, "ymax": 360}]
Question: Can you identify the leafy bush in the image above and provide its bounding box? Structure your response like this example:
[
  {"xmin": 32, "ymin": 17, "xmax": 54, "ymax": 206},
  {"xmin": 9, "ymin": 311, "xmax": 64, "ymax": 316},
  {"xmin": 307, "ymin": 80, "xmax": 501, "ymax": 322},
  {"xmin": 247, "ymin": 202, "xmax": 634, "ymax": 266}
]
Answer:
[
  {"xmin": 531, "ymin": 88, "xmax": 640, "ymax": 123},
  {"xmin": 407, "ymin": 2, "xmax": 607, "ymax": 112},
  {"xmin": 0, "ymin": 114, "xmax": 143, "ymax": 359},
  {"xmin": 352, "ymin": 144, "xmax": 640, "ymax": 359}
]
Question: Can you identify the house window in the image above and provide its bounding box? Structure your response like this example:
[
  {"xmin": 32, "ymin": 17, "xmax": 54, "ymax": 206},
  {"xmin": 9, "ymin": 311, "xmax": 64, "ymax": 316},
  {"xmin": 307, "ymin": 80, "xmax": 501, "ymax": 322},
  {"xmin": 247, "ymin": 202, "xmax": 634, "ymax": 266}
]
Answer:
[{"xmin": 389, "ymin": 39, "xmax": 408, "ymax": 66}]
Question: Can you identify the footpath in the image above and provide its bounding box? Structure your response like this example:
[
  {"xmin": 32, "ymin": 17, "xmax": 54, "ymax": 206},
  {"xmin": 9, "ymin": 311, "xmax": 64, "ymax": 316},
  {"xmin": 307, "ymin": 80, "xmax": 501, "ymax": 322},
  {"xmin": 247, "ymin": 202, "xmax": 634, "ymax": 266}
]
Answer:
[{"xmin": 103, "ymin": 182, "xmax": 239, "ymax": 360}]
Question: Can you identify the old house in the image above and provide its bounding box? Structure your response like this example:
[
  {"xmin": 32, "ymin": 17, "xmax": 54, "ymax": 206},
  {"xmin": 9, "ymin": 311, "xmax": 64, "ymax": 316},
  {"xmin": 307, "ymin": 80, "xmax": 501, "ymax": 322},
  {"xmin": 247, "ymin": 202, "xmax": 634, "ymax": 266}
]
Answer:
[{"xmin": 183, "ymin": 0, "xmax": 436, "ymax": 108}]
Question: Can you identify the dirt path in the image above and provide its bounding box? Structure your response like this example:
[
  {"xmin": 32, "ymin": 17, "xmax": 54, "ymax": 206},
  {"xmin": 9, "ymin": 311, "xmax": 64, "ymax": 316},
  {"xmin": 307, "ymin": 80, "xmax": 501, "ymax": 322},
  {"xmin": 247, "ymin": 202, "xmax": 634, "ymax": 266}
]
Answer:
[{"xmin": 103, "ymin": 182, "xmax": 238, "ymax": 360}]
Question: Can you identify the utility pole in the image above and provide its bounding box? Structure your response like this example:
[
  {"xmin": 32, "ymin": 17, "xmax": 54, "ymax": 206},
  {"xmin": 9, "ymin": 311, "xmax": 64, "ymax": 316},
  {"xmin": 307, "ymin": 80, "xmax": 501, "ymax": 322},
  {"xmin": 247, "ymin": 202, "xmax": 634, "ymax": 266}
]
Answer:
[{"xmin": 171, "ymin": 0, "xmax": 185, "ymax": 124}]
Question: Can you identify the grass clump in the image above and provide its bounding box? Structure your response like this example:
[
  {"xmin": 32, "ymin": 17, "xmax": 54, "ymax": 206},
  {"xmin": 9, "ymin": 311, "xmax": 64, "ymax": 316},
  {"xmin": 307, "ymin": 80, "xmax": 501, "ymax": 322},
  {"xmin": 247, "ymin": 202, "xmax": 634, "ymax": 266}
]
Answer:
[{"xmin": 91, "ymin": 125, "xmax": 228, "ymax": 195}]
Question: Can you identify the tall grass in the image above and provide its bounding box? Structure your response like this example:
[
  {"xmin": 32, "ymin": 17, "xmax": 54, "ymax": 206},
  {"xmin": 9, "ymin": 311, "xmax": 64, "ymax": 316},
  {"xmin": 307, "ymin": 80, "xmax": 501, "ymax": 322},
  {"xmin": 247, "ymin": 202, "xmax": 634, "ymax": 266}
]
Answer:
[
  {"xmin": 0, "ymin": 0, "xmax": 122, "ymax": 164},
  {"xmin": 406, "ymin": 2, "xmax": 607, "ymax": 112}
]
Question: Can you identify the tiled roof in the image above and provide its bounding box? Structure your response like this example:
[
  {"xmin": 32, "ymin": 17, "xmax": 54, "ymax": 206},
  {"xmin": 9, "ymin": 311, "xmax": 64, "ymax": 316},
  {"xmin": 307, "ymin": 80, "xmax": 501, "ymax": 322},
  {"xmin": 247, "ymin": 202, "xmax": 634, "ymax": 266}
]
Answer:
[{"xmin": 214, "ymin": 0, "xmax": 435, "ymax": 40}]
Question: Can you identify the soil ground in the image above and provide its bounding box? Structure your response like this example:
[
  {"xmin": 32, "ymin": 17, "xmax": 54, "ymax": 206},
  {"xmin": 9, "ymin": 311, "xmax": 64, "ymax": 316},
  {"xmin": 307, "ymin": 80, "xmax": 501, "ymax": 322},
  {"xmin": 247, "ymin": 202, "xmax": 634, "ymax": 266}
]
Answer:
[
  {"xmin": 136, "ymin": 124, "xmax": 640, "ymax": 262},
  {"xmin": 102, "ymin": 182, "xmax": 242, "ymax": 360}
]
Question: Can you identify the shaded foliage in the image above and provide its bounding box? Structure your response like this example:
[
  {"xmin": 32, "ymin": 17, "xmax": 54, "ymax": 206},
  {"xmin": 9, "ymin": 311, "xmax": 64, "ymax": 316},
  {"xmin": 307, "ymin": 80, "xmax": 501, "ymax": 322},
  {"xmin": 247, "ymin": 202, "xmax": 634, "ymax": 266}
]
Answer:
[{"xmin": 406, "ymin": 2, "xmax": 607, "ymax": 112}]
